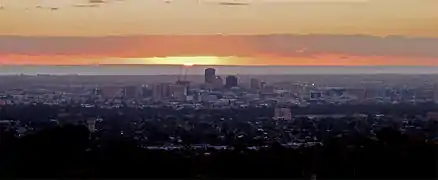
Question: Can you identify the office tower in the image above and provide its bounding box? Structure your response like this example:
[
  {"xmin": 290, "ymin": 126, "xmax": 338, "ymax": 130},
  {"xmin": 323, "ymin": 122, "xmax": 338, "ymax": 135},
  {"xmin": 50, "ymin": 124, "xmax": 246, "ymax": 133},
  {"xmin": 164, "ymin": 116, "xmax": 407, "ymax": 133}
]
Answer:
[
  {"xmin": 250, "ymin": 78, "xmax": 261, "ymax": 90},
  {"xmin": 260, "ymin": 81, "xmax": 267, "ymax": 89},
  {"xmin": 273, "ymin": 108, "xmax": 292, "ymax": 121},
  {"xmin": 225, "ymin": 75, "xmax": 238, "ymax": 88},
  {"xmin": 123, "ymin": 86, "xmax": 139, "ymax": 99},
  {"xmin": 141, "ymin": 85, "xmax": 153, "ymax": 98},
  {"xmin": 152, "ymin": 83, "xmax": 171, "ymax": 101},
  {"xmin": 204, "ymin": 68, "xmax": 216, "ymax": 84},
  {"xmin": 213, "ymin": 76, "xmax": 224, "ymax": 89},
  {"xmin": 152, "ymin": 84, "xmax": 163, "ymax": 101}
]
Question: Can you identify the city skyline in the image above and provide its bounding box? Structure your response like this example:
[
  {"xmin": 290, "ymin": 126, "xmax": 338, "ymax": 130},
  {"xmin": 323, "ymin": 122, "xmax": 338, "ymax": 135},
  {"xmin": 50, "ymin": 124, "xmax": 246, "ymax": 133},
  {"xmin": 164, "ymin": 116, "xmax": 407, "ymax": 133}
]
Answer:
[{"xmin": 0, "ymin": 0, "xmax": 437, "ymax": 66}]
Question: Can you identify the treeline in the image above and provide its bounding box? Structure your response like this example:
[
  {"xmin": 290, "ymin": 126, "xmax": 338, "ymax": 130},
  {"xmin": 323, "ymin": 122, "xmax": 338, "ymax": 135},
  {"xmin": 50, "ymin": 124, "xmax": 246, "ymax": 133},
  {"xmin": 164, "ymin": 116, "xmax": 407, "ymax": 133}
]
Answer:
[
  {"xmin": 0, "ymin": 125, "xmax": 436, "ymax": 178},
  {"xmin": 2, "ymin": 103, "xmax": 438, "ymax": 123}
]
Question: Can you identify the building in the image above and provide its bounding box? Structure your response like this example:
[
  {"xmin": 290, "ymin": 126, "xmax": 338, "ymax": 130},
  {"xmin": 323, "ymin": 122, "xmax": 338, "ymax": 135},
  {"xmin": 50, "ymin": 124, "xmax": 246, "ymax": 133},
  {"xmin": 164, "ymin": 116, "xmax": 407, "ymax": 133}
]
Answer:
[
  {"xmin": 101, "ymin": 86, "xmax": 122, "ymax": 98},
  {"xmin": 260, "ymin": 85, "xmax": 275, "ymax": 95},
  {"xmin": 141, "ymin": 85, "xmax": 153, "ymax": 98},
  {"xmin": 169, "ymin": 84, "xmax": 188, "ymax": 101},
  {"xmin": 176, "ymin": 80, "xmax": 191, "ymax": 86},
  {"xmin": 250, "ymin": 78, "xmax": 261, "ymax": 90},
  {"xmin": 274, "ymin": 108, "xmax": 292, "ymax": 121},
  {"xmin": 309, "ymin": 91, "xmax": 323, "ymax": 100},
  {"xmin": 123, "ymin": 86, "xmax": 139, "ymax": 99},
  {"xmin": 346, "ymin": 88, "xmax": 367, "ymax": 102},
  {"xmin": 204, "ymin": 68, "xmax": 216, "ymax": 84},
  {"xmin": 225, "ymin": 75, "xmax": 238, "ymax": 88},
  {"xmin": 213, "ymin": 76, "xmax": 224, "ymax": 89},
  {"xmin": 260, "ymin": 81, "xmax": 267, "ymax": 89},
  {"xmin": 152, "ymin": 83, "xmax": 171, "ymax": 101}
]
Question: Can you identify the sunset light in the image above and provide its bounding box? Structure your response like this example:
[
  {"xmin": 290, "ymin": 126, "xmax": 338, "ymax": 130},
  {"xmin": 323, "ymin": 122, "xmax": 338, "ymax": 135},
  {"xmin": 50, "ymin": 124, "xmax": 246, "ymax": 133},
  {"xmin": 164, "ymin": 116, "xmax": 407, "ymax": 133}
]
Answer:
[
  {"xmin": 183, "ymin": 63, "xmax": 195, "ymax": 67},
  {"xmin": 1, "ymin": 0, "xmax": 438, "ymax": 176},
  {"xmin": 0, "ymin": 0, "xmax": 437, "ymax": 66},
  {"xmin": 141, "ymin": 56, "xmax": 227, "ymax": 65}
]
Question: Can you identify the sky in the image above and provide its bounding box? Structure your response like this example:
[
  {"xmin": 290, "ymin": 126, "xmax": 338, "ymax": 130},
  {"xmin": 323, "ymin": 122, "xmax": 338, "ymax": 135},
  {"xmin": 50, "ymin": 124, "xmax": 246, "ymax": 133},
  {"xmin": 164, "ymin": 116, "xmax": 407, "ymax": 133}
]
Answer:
[{"xmin": 0, "ymin": 0, "xmax": 437, "ymax": 66}]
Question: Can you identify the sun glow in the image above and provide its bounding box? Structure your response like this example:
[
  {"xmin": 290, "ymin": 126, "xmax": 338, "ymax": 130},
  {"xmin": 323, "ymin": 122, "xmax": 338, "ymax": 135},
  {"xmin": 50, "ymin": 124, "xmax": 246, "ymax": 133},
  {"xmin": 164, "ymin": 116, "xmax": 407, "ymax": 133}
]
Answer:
[
  {"xmin": 183, "ymin": 63, "xmax": 195, "ymax": 66},
  {"xmin": 143, "ymin": 56, "xmax": 224, "ymax": 65}
]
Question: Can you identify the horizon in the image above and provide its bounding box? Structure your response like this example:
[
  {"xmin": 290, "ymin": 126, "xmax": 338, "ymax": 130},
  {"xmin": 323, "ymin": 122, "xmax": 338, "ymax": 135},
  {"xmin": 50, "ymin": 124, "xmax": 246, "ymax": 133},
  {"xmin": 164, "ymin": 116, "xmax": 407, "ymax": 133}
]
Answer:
[{"xmin": 1, "ymin": 65, "xmax": 438, "ymax": 75}]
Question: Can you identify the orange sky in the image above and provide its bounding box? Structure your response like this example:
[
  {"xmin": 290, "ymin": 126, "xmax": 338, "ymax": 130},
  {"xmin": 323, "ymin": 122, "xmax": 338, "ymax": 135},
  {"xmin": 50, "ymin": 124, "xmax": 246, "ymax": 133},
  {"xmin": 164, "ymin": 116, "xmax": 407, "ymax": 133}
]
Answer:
[{"xmin": 0, "ymin": 0, "xmax": 437, "ymax": 66}]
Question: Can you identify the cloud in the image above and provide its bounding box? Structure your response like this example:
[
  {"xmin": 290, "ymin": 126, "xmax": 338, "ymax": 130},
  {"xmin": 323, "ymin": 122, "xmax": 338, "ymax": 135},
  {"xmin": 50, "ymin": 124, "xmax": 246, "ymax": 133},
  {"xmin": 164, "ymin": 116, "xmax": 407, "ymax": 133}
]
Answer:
[
  {"xmin": 88, "ymin": 0, "xmax": 107, "ymax": 4},
  {"xmin": 72, "ymin": 4, "xmax": 100, "ymax": 7},
  {"xmin": 217, "ymin": 2, "xmax": 250, "ymax": 6},
  {"xmin": 0, "ymin": 35, "xmax": 437, "ymax": 60}
]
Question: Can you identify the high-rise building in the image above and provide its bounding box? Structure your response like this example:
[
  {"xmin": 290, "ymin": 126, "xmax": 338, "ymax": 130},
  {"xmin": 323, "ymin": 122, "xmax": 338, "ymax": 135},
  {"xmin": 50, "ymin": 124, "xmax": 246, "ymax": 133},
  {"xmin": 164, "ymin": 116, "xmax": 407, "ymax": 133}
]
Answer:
[
  {"xmin": 250, "ymin": 78, "xmax": 261, "ymax": 90},
  {"xmin": 152, "ymin": 83, "xmax": 171, "ymax": 101},
  {"xmin": 225, "ymin": 75, "xmax": 238, "ymax": 88},
  {"xmin": 123, "ymin": 86, "xmax": 139, "ymax": 99},
  {"xmin": 213, "ymin": 76, "xmax": 224, "ymax": 89},
  {"xmin": 141, "ymin": 86, "xmax": 153, "ymax": 98},
  {"xmin": 261, "ymin": 81, "xmax": 267, "ymax": 89},
  {"xmin": 204, "ymin": 68, "xmax": 216, "ymax": 84}
]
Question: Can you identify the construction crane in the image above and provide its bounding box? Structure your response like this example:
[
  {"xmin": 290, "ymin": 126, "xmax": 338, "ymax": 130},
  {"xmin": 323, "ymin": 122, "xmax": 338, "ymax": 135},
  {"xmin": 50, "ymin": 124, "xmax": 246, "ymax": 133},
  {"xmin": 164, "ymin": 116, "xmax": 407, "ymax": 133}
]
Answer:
[{"xmin": 176, "ymin": 64, "xmax": 193, "ymax": 85}]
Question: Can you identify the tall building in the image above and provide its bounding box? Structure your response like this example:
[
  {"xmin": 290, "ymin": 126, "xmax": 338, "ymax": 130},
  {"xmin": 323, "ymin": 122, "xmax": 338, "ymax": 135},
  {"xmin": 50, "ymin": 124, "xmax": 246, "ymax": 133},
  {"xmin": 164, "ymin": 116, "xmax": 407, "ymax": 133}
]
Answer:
[
  {"xmin": 260, "ymin": 81, "xmax": 267, "ymax": 89},
  {"xmin": 225, "ymin": 75, "xmax": 238, "ymax": 88},
  {"xmin": 213, "ymin": 76, "xmax": 224, "ymax": 89},
  {"xmin": 274, "ymin": 108, "xmax": 292, "ymax": 121},
  {"xmin": 123, "ymin": 86, "xmax": 139, "ymax": 99},
  {"xmin": 250, "ymin": 78, "xmax": 261, "ymax": 90},
  {"xmin": 141, "ymin": 86, "xmax": 153, "ymax": 98},
  {"xmin": 152, "ymin": 83, "xmax": 171, "ymax": 101},
  {"xmin": 204, "ymin": 68, "xmax": 216, "ymax": 84}
]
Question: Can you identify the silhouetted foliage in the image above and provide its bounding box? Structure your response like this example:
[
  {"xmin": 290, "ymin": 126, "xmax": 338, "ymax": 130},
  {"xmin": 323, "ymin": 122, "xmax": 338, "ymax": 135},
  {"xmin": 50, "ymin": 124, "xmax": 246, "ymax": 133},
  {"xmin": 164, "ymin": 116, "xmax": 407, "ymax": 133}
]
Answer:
[{"xmin": 0, "ymin": 124, "xmax": 436, "ymax": 178}]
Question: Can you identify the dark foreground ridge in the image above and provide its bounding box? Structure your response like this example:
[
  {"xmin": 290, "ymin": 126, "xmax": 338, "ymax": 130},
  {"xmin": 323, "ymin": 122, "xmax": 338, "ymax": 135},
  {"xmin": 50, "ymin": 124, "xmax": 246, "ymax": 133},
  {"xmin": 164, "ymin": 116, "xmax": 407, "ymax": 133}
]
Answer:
[{"xmin": 1, "ymin": 125, "xmax": 436, "ymax": 178}]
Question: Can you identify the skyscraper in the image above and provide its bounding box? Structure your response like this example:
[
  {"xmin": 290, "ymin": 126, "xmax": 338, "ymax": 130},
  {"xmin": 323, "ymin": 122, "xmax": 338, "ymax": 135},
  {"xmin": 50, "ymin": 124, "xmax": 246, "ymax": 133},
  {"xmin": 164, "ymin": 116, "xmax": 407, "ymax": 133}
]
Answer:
[
  {"xmin": 152, "ymin": 83, "xmax": 171, "ymax": 101},
  {"xmin": 225, "ymin": 75, "xmax": 238, "ymax": 88},
  {"xmin": 213, "ymin": 76, "xmax": 223, "ymax": 89},
  {"xmin": 250, "ymin": 78, "xmax": 261, "ymax": 90},
  {"xmin": 204, "ymin": 68, "xmax": 216, "ymax": 84},
  {"xmin": 123, "ymin": 86, "xmax": 139, "ymax": 99}
]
